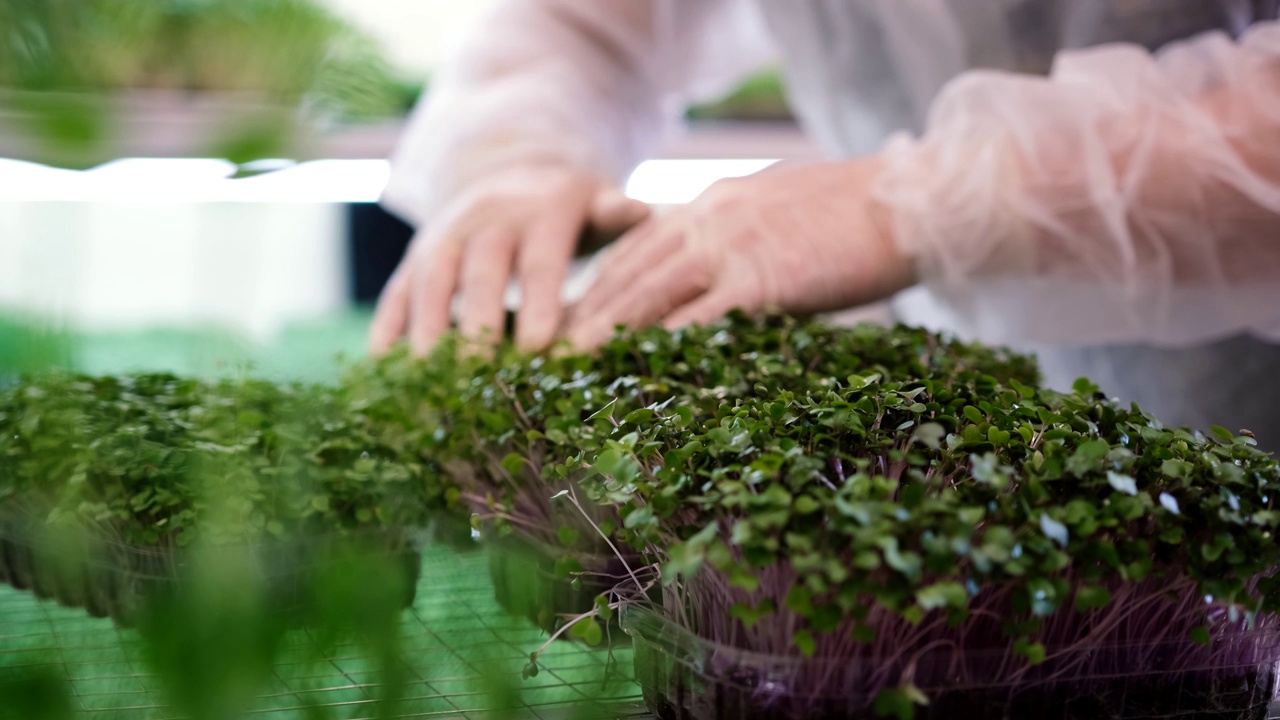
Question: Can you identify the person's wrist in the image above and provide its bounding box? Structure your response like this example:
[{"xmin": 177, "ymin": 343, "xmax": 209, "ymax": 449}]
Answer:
[
  {"xmin": 860, "ymin": 158, "xmax": 919, "ymax": 297},
  {"xmin": 872, "ymin": 129, "xmax": 1038, "ymax": 288},
  {"xmin": 869, "ymin": 197, "xmax": 917, "ymax": 290}
]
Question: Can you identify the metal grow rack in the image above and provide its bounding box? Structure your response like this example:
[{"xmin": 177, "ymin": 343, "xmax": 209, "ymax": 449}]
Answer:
[{"xmin": 0, "ymin": 545, "xmax": 649, "ymax": 719}]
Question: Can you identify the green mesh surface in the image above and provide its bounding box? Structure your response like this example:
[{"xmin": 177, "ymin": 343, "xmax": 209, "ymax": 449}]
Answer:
[{"xmin": 0, "ymin": 545, "xmax": 646, "ymax": 719}]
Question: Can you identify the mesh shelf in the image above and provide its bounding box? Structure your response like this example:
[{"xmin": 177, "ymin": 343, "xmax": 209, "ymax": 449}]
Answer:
[{"xmin": 0, "ymin": 544, "xmax": 647, "ymax": 719}]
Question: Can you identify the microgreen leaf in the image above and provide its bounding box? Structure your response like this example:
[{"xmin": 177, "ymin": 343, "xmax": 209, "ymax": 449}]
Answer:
[
  {"xmin": 1039, "ymin": 514, "xmax": 1069, "ymax": 547},
  {"xmin": 1106, "ymin": 471, "xmax": 1138, "ymax": 496}
]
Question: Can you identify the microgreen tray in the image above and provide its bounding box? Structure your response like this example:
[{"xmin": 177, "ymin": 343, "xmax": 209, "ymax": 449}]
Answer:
[{"xmin": 623, "ymin": 605, "xmax": 1280, "ymax": 720}]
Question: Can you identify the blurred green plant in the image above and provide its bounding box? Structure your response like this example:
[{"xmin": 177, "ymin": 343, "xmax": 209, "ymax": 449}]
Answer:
[
  {"xmin": 0, "ymin": 316, "xmax": 74, "ymax": 382},
  {"xmin": 0, "ymin": 370, "xmax": 461, "ymax": 627},
  {"xmin": 0, "ymin": 0, "xmax": 406, "ymax": 114},
  {"xmin": 0, "ymin": 662, "xmax": 72, "ymax": 720},
  {"xmin": 687, "ymin": 69, "xmax": 792, "ymax": 122},
  {"xmin": 0, "ymin": 0, "xmax": 416, "ymax": 166},
  {"xmin": 134, "ymin": 540, "xmax": 420, "ymax": 720}
]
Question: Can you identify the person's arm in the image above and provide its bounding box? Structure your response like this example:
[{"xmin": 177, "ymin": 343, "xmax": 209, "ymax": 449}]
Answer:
[{"xmin": 876, "ymin": 22, "xmax": 1280, "ymax": 347}]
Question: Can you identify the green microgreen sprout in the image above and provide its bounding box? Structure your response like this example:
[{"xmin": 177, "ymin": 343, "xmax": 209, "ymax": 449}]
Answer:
[{"xmin": 5, "ymin": 312, "xmax": 1278, "ymax": 720}]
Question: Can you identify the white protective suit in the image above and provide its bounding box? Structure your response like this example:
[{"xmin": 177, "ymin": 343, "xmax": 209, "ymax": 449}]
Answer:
[{"xmin": 383, "ymin": 0, "xmax": 1280, "ymax": 447}]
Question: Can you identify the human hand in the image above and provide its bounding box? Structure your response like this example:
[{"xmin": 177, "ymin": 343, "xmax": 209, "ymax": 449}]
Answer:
[
  {"xmin": 369, "ymin": 165, "xmax": 649, "ymax": 355},
  {"xmin": 564, "ymin": 158, "xmax": 916, "ymax": 349}
]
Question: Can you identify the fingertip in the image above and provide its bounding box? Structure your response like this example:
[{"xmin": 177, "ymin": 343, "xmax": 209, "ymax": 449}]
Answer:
[
  {"xmin": 661, "ymin": 314, "xmax": 705, "ymax": 334},
  {"xmin": 408, "ymin": 304, "xmax": 449, "ymax": 358},
  {"xmin": 547, "ymin": 342, "xmax": 577, "ymax": 360},
  {"xmin": 513, "ymin": 268, "xmax": 566, "ymax": 353},
  {"xmin": 565, "ymin": 320, "xmax": 611, "ymax": 353},
  {"xmin": 368, "ymin": 275, "xmax": 409, "ymax": 355},
  {"xmin": 515, "ymin": 312, "xmax": 556, "ymax": 353},
  {"xmin": 458, "ymin": 332, "xmax": 498, "ymax": 361},
  {"xmin": 369, "ymin": 307, "xmax": 403, "ymax": 355},
  {"xmin": 408, "ymin": 329, "xmax": 437, "ymax": 358},
  {"xmin": 564, "ymin": 293, "xmax": 630, "ymax": 350},
  {"xmin": 662, "ymin": 290, "xmax": 735, "ymax": 333},
  {"xmin": 563, "ymin": 325, "xmax": 590, "ymax": 353},
  {"xmin": 456, "ymin": 298, "xmax": 506, "ymax": 355},
  {"xmin": 368, "ymin": 330, "xmax": 394, "ymax": 356},
  {"xmin": 458, "ymin": 311, "xmax": 507, "ymax": 347},
  {"xmin": 592, "ymin": 190, "xmax": 650, "ymax": 232},
  {"xmin": 459, "ymin": 228, "xmax": 517, "ymax": 344},
  {"xmin": 368, "ymin": 314, "xmax": 392, "ymax": 354},
  {"xmin": 407, "ymin": 290, "xmax": 445, "ymax": 358}
]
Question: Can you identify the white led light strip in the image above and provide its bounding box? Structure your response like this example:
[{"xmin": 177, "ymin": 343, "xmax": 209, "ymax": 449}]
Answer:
[{"xmin": 0, "ymin": 158, "xmax": 779, "ymax": 205}]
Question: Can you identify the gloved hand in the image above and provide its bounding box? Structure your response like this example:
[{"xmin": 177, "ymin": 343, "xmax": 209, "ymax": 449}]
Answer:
[
  {"xmin": 564, "ymin": 158, "xmax": 917, "ymax": 349},
  {"xmin": 369, "ymin": 164, "xmax": 649, "ymax": 355}
]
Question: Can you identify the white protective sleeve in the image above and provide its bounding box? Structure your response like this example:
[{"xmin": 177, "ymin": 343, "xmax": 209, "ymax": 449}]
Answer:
[
  {"xmin": 381, "ymin": 0, "xmax": 775, "ymax": 229},
  {"xmin": 877, "ymin": 22, "xmax": 1280, "ymax": 348}
]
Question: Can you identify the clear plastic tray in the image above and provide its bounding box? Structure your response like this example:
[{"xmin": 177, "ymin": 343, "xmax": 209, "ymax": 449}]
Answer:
[
  {"xmin": 486, "ymin": 530, "xmax": 638, "ymax": 641},
  {"xmin": 0, "ymin": 510, "xmax": 427, "ymax": 627},
  {"xmin": 622, "ymin": 605, "xmax": 1280, "ymax": 720},
  {"xmin": 468, "ymin": 477, "xmax": 640, "ymax": 640}
]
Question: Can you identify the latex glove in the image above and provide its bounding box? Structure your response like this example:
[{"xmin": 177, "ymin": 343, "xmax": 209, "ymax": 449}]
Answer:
[
  {"xmin": 565, "ymin": 159, "xmax": 917, "ymax": 349},
  {"xmin": 369, "ymin": 165, "xmax": 648, "ymax": 355}
]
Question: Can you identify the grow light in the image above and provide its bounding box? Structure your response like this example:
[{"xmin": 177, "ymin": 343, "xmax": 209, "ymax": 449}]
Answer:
[
  {"xmin": 0, "ymin": 158, "xmax": 778, "ymax": 204},
  {"xmin": 0, "ymin": 158, "xmax": 390, "ymax": 204},
  {"xmin": 623, "ymin": 158, "xmax": 778, "ymax": 205}
]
